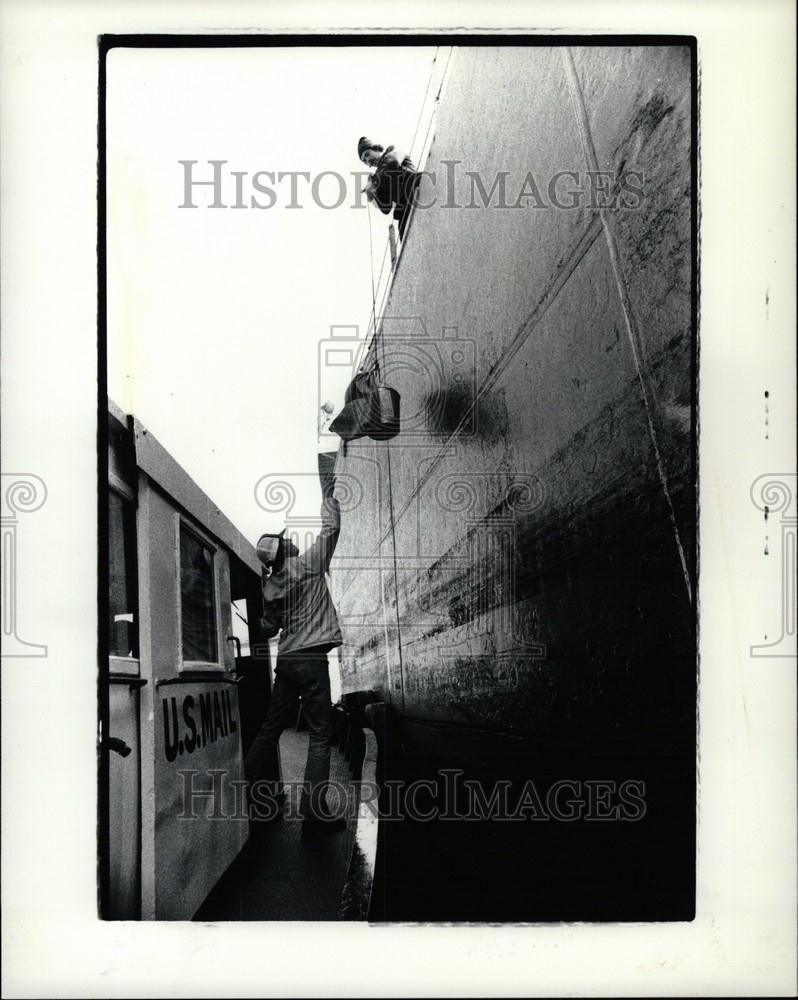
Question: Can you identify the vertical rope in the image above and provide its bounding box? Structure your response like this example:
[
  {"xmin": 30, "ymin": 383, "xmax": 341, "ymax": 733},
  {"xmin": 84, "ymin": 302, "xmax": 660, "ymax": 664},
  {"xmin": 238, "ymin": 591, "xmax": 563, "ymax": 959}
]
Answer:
[
  {"xmin": 366, "ymin": 203, "xmax": 378, "ymax": 370},
  {"xmin": 382, "ymin": 347, "xmax": 406, "ymax": 712},
  {"xmin": 367, "ymin": 202, "xmax": 397, "ymax": 703},
  {"xmin": 408, "ymin": 46, "xmax": 440, "ymax": 166},
  {"xmin": 366, "ymin": 202, "xmax": 405, "ymax": 710},
  {"xmin": 358, "ymin": 49, "xmax": 457, "ymax": 709},
  {"xmin": 414, "ymin": 45, "xmax": 455, "ymax": 170}
]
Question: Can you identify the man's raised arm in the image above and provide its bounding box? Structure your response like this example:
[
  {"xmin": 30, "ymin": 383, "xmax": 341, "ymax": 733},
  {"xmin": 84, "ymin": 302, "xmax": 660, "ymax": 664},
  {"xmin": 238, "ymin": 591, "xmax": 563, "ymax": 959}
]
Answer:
[{"xmin": 299, "ymin": 494, "xmax": 341, "ymax": 576}]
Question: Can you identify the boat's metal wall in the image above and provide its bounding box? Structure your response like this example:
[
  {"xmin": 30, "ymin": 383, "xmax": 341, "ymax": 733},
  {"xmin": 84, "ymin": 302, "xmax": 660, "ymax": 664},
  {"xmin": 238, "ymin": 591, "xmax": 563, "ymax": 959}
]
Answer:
[{"xmin": 332, "ymin": 45, "xmax": 694, "ymax": 749}]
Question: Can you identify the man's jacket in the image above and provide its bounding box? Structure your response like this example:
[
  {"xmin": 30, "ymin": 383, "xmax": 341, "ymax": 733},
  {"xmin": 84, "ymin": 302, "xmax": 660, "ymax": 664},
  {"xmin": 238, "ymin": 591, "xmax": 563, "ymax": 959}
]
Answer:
[
  {"xmin": 261, "ymin": 496, "xmax": 342, "ymax": 655},
  {"xmin": 369, "ymin": 146, "xmax": 419, "ymax": 225}
]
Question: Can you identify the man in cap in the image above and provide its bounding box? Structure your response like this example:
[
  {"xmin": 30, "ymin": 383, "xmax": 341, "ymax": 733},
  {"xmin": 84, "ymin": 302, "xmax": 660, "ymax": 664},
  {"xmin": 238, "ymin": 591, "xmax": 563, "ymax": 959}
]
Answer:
[
  {"xmin": 358, "ymin": 136, "xmax": 420, "ymax": 239},
  {"xmin": 245, "ymin": 482, "xmax": 346, "ymax": 834}
]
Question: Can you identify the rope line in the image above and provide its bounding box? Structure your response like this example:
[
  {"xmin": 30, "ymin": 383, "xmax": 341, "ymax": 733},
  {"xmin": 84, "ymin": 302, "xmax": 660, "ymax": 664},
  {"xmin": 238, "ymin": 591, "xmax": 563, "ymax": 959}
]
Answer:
[
  {"xmin": 414, "ymin": 46, "xmax": 455, "ymax": 174},
  {"xmin": 408, "ymin": 46, "xmax": 440, "ymax": 166},
  {"xmin": 360, "ymin": 46, "xmax": 456, "ymax": 373},
  {"xmin": 437, "ymin": 46, "xmax": 454, "ymax": 99},
  {"xmin": 366, "ymin": 202, "xmax": 378, "ymax": 340},
  {"xmin": 368, "ymin": 199, "xmax": 405, "ymax": 707},
  {"xmin": 354, "ymin": 46, "xmax": 457, "ymax": 709}
]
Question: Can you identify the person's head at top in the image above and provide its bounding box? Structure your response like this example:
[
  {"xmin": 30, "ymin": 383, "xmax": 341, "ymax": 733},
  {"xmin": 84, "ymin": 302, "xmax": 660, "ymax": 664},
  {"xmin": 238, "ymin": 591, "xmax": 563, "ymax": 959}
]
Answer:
[
  {"xmin": 256, "ymin": 529, "xmax": 299, "ymax": 575},
  {"xmin": 358, "ymin": 136, "xmax": 385, "ymax": 168}
]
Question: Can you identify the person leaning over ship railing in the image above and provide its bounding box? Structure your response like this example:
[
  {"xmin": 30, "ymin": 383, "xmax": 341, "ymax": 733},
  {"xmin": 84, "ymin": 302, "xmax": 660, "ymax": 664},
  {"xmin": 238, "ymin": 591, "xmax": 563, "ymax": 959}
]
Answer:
[{"xmin": 358, "ymin": 135, "xmax": 421, "ymax": 240}]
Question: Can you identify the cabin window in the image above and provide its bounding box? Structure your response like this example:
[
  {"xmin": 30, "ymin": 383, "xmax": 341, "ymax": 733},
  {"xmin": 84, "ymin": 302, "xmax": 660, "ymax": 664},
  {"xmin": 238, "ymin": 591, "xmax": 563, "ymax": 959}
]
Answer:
[
  {"xmin": 108, "ymin": 490, "xmax": 139, "ymax": 658},
  {"xmin": 179, "ymin": 524, "xmax": 218, "ymax": 664}
]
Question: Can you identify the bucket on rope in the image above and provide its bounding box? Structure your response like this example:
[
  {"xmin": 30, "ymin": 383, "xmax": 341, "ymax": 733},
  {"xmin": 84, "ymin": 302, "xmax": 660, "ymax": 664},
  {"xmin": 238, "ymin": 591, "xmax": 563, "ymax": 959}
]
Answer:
[{"xmin": 329, "ymin": 368, "xmax": 400, "ymax": 442}]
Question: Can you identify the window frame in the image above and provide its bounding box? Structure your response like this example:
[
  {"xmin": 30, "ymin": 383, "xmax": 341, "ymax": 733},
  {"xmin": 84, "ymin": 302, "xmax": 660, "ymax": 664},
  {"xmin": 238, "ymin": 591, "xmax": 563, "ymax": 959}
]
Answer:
[
  {"xmin": 108, "ymin": 480, "xmax": 140, "ymax": 677},
  {"xmin": 174, "ymin": 514, "xmax": 225, "ymax": 673}
]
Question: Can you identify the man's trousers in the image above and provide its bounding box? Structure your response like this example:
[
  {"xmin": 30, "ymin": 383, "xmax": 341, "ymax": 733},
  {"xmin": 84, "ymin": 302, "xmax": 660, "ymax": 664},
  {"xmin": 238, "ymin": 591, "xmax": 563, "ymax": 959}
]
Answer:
[{"xmin": 244, "ymin": 645, "xmax": 333, "ymax": 819}]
